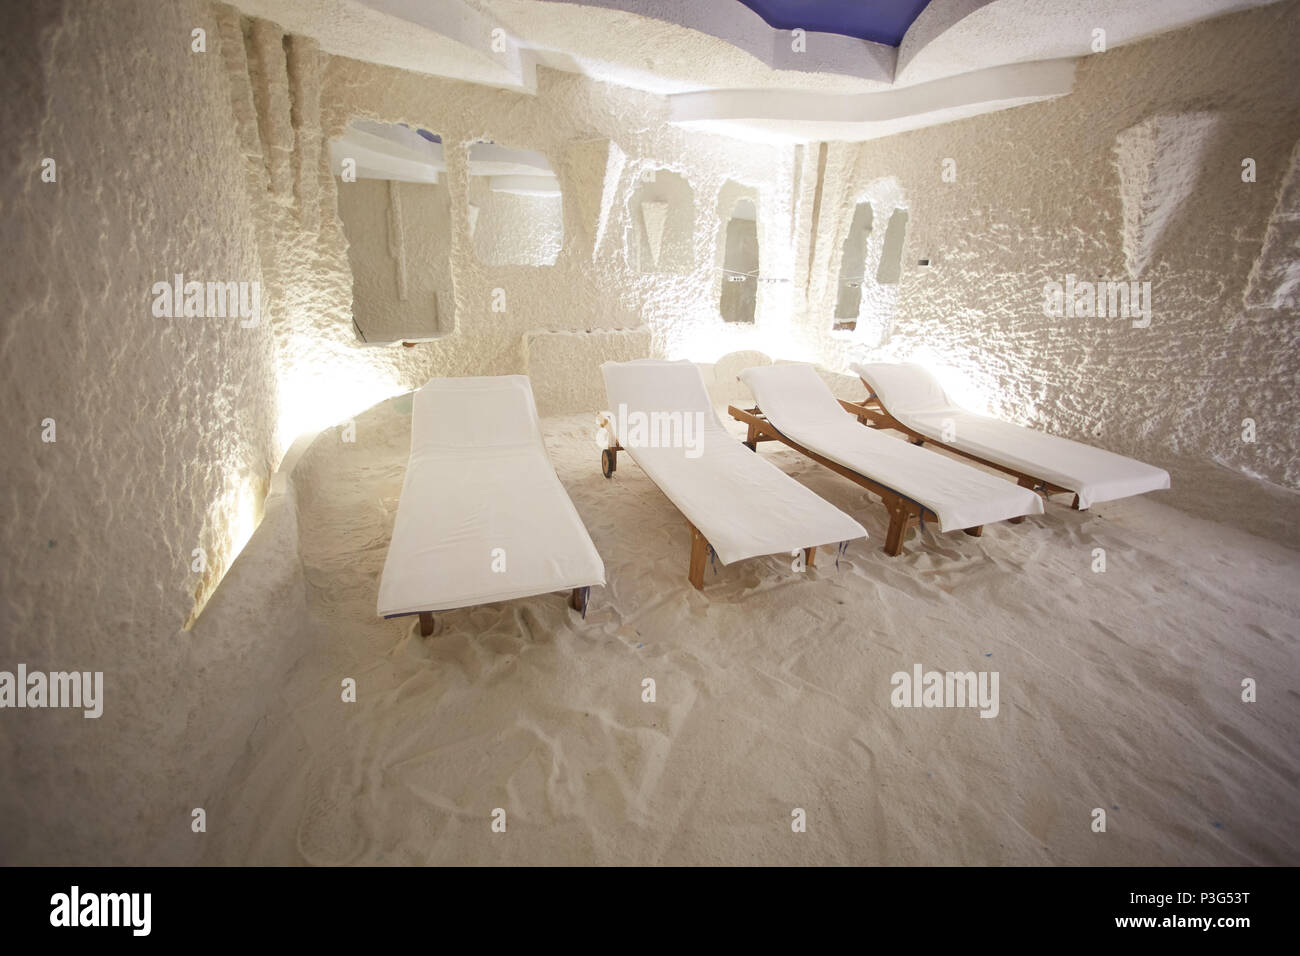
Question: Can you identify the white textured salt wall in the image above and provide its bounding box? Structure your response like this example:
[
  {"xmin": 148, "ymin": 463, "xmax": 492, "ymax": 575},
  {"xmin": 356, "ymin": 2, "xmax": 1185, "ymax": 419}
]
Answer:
[
  {"xmin": 801, "ymin": 1, "xmax": 1300, "ymax": 508},
  {"xmin": 211, "ymin": 10, "xmax": 806, "ymax": 434},
  {"xmin": 212, "ymin": 3, "xmax": 817, "ymax": 444},
  {"xmin": 209, "ymin": 7, "xmax": 813, "ymax": 436},
  {"xmin": 467, "ymin": 177, "xmax": 564, "ymax": 267},
  {"xmin": 310, "ymin": 57, "xmax": 799, "ymax": 406},
  {"xmin": 524, "ymin": 327, "xmax": 653, "ymax": 415},
  {"xmin": 335, "ymin": 177, "xmax": 454, "ymax": 341},
  {"xmin": 0, "ymin": 0, "xmax": 300, "ymax": 864}
]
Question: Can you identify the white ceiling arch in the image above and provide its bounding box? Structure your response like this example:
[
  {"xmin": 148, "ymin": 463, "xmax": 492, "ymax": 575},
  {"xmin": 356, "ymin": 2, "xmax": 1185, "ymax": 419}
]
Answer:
[
  {"xmin": 231, "ymin": 0, "xmax": 1285, "ymax": 143},
  {"xmin": 897, "ymin": 0, "xmax": 1282, "ymax": 86},
  {"xmin": 668, "ymin": 57, "xmax": 1078, "ymax": 144}
]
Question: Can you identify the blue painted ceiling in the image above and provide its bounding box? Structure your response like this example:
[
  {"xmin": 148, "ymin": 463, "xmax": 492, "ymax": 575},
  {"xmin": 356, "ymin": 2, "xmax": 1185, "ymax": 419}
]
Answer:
[{"xmin": 735, "ymin": 0, "xmax": 931, "ymax": 47}]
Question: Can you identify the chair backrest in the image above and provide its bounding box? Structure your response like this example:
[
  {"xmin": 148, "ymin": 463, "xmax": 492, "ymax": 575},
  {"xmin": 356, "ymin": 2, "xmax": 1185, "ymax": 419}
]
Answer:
[
  {"xmin": 739, "ymin": 363, "xmax": 848, "ymax": 429},
  {"xmin": 601, "ymin": 359, "xmax": 713, "ymax": 416},
  {"xmin": 410, "ymin": 375, "xmax": 542, "ymax": 455},
  {"xmin": 851, "ymin": 362, "xmax": 953, "ymax": 415},
  {"xmin": 600, "ymin": 358, "xmax": 731, "ymax": 454}
]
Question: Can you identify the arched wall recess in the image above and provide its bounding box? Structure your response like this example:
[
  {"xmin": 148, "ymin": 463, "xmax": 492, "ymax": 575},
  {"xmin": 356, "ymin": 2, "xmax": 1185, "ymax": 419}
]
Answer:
[
  {"xmin": 876, "ymin": 208, "xmax": 910, "ymax": 285},
  {"xmin": 641, "ymin": 202, "xmax": 669, "ymax": 267},
  {"xmin": 1114, "ymin": 111, "xmax": 1221, "ymax": 279},
  {"xmin": 834, "ymin": 201, "xmax": 874, "ymax": 329},
  {"xmin": 719, "ymin": 195, "xmax": 759, "ymax": 324},
  {"xmin": 629, "ymin": 169, "xmax": 694, "ymax": 274},
  {"xmin": 831, "ymin": 178, "xmax": 908, "ymax": 345}
]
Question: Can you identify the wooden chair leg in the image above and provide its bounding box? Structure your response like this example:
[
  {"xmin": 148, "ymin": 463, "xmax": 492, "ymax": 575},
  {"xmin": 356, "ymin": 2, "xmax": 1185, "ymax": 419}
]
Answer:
[
  {"xmin": 569, "ymin": 586, "xmax": 589, "ymax": 614},
  {"xmin": 418, "ymin": 611, "xmax": 435, "ymax": 637},
  {"xmin": 883, "ymin": 506, "xmax": 909, "ymax": 556},
  {"xmin": 804, "ymin": 545, "xmax": 816, "ymax": 568},
  {"xmin": 963, "ymin": 525, "xmax": 983, "ymax": 537},
  {"xmin": 1009, "ymin": 477, "xmax": 1037, "ymax": 523},
  {"xmin": 688, "ymin": 523, "xmax": 709, "ymax": 590}
]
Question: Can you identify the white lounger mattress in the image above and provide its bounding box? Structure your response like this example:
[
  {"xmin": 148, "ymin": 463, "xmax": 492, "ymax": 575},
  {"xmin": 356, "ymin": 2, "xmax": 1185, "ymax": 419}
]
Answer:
[
  {"xmin": 739, "ymin": 364, "xmax": 1043, "ymax": 531},
  {"xmin": 601, "ymin": 359, "xmax": 867, "ymax": 565},
  {"xmin": 376, "ymin": 375, "xmax": 604, "ymax": 617},
  {"xmin": 852, "ymin": 362, "xmax": 1171, "ymax": 509}
]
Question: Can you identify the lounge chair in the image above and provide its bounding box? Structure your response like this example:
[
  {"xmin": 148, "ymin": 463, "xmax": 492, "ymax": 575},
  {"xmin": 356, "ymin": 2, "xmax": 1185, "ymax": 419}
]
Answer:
[
  {"xmin": 849, "ymin": 362, "xmax": 1171, "ymax": 509},
  {"xmin": 376, "ymin": 375, "xmax": 605, "ymax": 635},
  {"xmin": 599, "ymin": 359, "xmax": 867, "ymax": 589},
  {"xmin": 731, "ymin": 363, "xmax": 1043, "ymax": 556}
]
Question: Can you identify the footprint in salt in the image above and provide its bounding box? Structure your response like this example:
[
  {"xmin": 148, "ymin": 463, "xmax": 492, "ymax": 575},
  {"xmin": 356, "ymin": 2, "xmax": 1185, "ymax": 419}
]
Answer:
[{"xmin": 296, "ymin": 766, "xmax": 368, "ymax": 865}]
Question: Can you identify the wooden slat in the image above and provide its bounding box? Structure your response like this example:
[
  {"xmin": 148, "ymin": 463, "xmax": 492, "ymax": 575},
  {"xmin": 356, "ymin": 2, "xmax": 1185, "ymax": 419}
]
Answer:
[
  {"xmin": 728, "ymin": 404, "xmax": 933, "ymax": 557},
  {"xmin": 845, "ymin": 386, "xmax": 1076, "ymax": 503}
]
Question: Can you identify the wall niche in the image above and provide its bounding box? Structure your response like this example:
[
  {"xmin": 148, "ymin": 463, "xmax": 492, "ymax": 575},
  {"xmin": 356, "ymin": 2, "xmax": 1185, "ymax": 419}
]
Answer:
[
  {"xmin": 331, "ymin": 120, "xmax": 452, "ymax": 342},
  {"xmin": 718, "ymin": 195, "xmax": 759, "ymax": 324},
  {"xmin": 629, "ymin": 169, "xmax": 694, "ymax": 274},
  {"xmin": 876, "ymin": 208, "xmax": 909, "ymax": 285},
  {"xmin": 834, "ymin": 201, "xmax": 874, "ymax": 331},
  {"xmin": 830, "ymin": 177, "xmax": 910, "ymax": 343}
]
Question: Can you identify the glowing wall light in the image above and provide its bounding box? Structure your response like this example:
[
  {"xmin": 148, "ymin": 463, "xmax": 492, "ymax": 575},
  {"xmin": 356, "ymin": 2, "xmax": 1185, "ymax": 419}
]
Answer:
[
  {"xmin": 671, "ymin": 311, "xmax": 810, "ymax": 367},
  {"xmin": 275, "ymin": 362, "xmax": 406, "ymax": 456},
  {"xmin": 184, "ymin": 469, "xmax": 267, "ymax": 630},
  {"xmin": 903, "ymin": 346, "xmax": 996, "ymax": 416},
  {"xmin": 229, "ymin": 477, "xmax": 262, "ymax": 561}
]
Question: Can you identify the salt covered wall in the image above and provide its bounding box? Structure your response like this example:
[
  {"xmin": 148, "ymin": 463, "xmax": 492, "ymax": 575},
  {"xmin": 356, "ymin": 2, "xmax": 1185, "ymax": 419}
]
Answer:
[
  {"xmin": 336, "ymin": 177, "xmax": 454, "ymax": 341},
  {"xmin": 467, "ymin": 178, "xmax": 563, "ymax": 267},
  {"xmin": 803, "ymin": 1, "xmax": 1300, "ymax": 495},
  {"xmin": 0, "ymin": 0, "xmax": 287, "ymax": 863},
  {"xmin": 303, "ymin": 53, "xmax": 801, "ymax": 410},
  {"xmin": 213, "ymin": 8, "xmax": 805, "ymax": 432}
]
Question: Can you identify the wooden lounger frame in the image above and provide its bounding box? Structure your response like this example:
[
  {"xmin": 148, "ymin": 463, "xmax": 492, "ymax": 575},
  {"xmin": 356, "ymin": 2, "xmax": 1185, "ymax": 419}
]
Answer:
[
  {"xmin": 841, "ymin": 387, "xmax": 1081, "ymax": 514},
  {"xmin": 727, "ymin": 405, "xmax": 987, "ymax": 557},
  {"xmin": 391, "ymin": 586, "xmax": 591, "ymax": 638},
  {"xmin": 599, "ymin": 423, "xmax": 816, "ymax": 590}
]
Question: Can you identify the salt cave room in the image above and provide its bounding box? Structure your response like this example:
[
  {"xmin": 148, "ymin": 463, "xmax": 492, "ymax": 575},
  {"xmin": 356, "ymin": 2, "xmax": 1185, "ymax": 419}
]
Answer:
[{"xmin": 1, "ymin": 0, "xmax": 1298, "ymax": 901}]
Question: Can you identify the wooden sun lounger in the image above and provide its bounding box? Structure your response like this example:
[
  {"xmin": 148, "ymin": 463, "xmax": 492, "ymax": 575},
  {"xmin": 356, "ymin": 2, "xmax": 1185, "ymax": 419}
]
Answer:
[
  {"xmin": 727, "ymin": 405, "xmax": 986, "ymax": 556},
  {"xmin": 376, "ymin": 376, "xmax": 605, "ymax": 635},
  {"xmin": 840, "ymin": 390, "xmax": 1072, "ymax": 518},
  {"xmin": 598, "ymin": 360, "xmax": 866, "ymax": 590},
  {"xmin": 599, "ymin": 425, "xmax": 819, "ymax": 588}
]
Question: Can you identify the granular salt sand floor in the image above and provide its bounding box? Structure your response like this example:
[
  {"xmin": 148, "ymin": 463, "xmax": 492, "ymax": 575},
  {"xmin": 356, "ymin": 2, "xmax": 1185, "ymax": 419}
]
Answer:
[{"xmin": 200, "ymin": 394, "xmax": 1300, "ymax": 865}]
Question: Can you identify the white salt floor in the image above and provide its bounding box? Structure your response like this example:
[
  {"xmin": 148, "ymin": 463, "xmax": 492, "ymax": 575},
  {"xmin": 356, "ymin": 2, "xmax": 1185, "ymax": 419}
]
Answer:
[{"xmin": 201, "ymin": 395, "xmax": 1300, "ymax": 865}]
